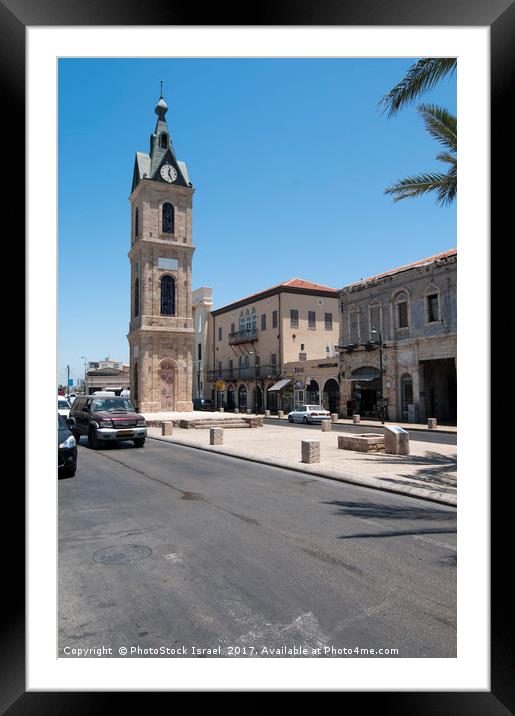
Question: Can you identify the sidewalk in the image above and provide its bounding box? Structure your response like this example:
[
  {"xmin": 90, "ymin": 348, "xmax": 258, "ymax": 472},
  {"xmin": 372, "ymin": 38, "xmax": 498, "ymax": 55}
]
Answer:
[
  {"xmin": 146, "ymin": 421, "xmax": 457, "ymax": 506},
  {"xmin": 267, "ymin": 414, "xmax": 457, "ymax": 434}
]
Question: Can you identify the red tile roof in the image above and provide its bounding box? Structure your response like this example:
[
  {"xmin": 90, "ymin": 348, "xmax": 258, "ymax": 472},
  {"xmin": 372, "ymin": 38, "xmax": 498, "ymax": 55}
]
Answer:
[
  {"xmin": 343, "ymin": 249, "xmax": 457, "ymax": 289},
  {"xmin": 212, "ymin": 278, "xmax": 337, "ymax": 314}
]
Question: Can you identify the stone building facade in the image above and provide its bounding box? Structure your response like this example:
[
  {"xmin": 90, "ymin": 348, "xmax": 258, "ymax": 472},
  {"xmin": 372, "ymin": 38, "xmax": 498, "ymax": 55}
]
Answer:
[
  {"xmin": 192, "ymin": 287, "xmax": 213, "ymax": 401},
  {"xmin": 127, "ymin": 93, "xmax": 195, "ymax": 412},
  {"xmin": 338, "ymin": 249, "xmax": 457, "ymax": 424},
  {"xmin": 208, "ymin": 279, "xmax": 340, "ymax": 413}
]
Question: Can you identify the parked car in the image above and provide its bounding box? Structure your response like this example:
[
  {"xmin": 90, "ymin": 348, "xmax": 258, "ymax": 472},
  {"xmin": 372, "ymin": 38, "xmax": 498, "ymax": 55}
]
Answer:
[
  {"xmin": 68, "ymin": 395, "xmax": 147, "ymax": 449},
  {"xmin": 287, "ymin": 405, "xmax": 331, "ymax": 424},
  {"xmin": 58, "ymin": 396, "xmax": 71, "ymax": 418},
  {"xmin": 58, "ymin": 413, "xmax": 77, "ymax": 477},
  {"xmin": 66, "ymin": 394, "xmax": 77, "ymax": 405},
  {"xmin": 193, "ymin": 398, "xmax": 214, "ymax": 411}
]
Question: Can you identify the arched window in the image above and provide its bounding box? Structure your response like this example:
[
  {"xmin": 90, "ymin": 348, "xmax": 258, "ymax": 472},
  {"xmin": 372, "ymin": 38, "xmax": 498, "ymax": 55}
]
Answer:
[
  {"xmin": 162, "ymin": 203, "xmax": 174, "ymax": 234},
  {"xmin": 394, "ymin": 290, "xmax": 410, "ymax": 330},
  {"xmin": 251, "ymin": 307, "xmax": 257, "ymax": 332},
  {"xmin": 134, "ymin": 278, "xmax": 140, "ymax": 317},
  {"xmin": 245, "ymin": 308, "xmax": 251, "ymax": 332},
  {"xmin": 160, "ymin": 133, "xmax": 168, "ymax": 149},
  {"xmin": 160, "ymin": 275, "xmax": 176, "ymax": 315},
  {"xmin": 134, "ymin": 207, "xmax": 139, "ymax": 237},
  {"xmin": 239, "ymin": 311, "xmax": 245, "ymax": 331}
]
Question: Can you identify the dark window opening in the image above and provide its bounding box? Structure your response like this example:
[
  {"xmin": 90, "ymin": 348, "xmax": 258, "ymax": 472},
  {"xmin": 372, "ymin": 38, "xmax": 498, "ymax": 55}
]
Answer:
[
  {"xmin": 325, "ymin": 312, "xmax": 333, "ymax": 330},
  {"xmin": 290, "ymin": 309, "xmax": 299, "ymax": 329},
  {"xmin": 308, "ymin": 311, "xmax": 316, "ymax": 329},
  {"xmin": 160, "ymin": 133, "xmax": 168, "ymax": 149},
  {"xmin": 428, "ymin": 294, "xmax": 439, "ymax": 322},
  {"xmin": 272, "ymin": 310, "xmax": 278, "ymax": 329},
  {"xmin": 134, "ymin": 278, "xmax": 139, "ymax": 317},
  {"xmin": 261, "ymin": 314, "xmax": 267, "ymax": 330},
  {"xmin": 398, "ymin": 302, "xmax": 408, "ymax": 328},
  {"xmin": 162, "ymin": 203, "xmax": 174, "ymax": 234},
  {"xmin": 135, "ymin": 207, "xmax": 139, "ymax": 237},
  {"xmin": 160, "ymin": 275, "xmax": 176, "ymax": 315}
]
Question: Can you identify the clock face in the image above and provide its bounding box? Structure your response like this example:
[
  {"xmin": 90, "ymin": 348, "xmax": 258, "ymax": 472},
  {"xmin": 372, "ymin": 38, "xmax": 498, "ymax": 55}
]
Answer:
[{"xmin": 160, "ymin": 163, "xmax": 177, "ymax": 183}]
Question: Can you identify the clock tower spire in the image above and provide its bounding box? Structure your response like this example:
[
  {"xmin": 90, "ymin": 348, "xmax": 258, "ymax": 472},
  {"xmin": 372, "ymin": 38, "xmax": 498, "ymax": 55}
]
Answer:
[{"xmin": 128, "ymin": 90, "xmax": 195, "ymax": 412}]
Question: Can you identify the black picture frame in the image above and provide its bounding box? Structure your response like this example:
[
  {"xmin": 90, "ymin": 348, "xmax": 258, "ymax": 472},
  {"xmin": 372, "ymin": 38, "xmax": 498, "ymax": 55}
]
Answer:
[{"xmin": 6, "ymin": 0, "xmax": 509, "ymax": 709}]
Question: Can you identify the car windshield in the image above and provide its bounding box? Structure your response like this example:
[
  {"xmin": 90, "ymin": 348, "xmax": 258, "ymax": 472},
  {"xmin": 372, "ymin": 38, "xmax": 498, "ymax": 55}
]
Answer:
[
  {"xmin": 91, "ymin": 398, "xmax": 135, "ymax": 412},
  {"xmin": 308, "ymin": 406, "xmax": 325, "ymax": 411},
  {"xmin": 58, "ymin": 399, "xmax": 70, "ymax": 409},
  {"xmin": 58, "ymin": 414, "xmax": 68, "ymax": 429}
]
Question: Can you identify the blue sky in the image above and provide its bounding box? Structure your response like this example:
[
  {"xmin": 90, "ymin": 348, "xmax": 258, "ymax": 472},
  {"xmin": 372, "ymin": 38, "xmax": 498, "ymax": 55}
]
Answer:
[{"xmin": 58, "ymin": 58, "xmax": 456, "ymax": 386}]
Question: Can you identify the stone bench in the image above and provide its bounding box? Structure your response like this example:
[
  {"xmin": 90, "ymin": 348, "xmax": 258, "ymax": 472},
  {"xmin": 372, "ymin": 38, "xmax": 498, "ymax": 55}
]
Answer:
[{"xmin": 338, "ymin": 433, "xmax": 384, "ymax": 453}]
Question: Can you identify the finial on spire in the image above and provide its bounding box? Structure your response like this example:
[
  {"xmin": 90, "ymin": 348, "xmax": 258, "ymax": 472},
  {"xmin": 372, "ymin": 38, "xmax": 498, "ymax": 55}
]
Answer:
[{"xmin": 155, "ymin": 83, "xmax": 168, "ymax": 118}]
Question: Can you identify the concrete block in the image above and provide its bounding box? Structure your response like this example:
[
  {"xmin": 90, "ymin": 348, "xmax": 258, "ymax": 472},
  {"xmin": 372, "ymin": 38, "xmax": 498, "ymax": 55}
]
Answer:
[
  {"xmin": 210, "ymin": 427, "xmax": 223, "ymax": 445},
  {"xmin": 353, "ymin": 414, "xmax": 361, "ymax": 424},
  {"xmin": 246, "ymin": 409, "xmax": 252, "ymax": 414},
  {"xmin": 161, "ymin": 422, "xmax": 173, "ymax": 436},
  {"xmin": 234, "ymin": 408, "xmax": 239, "ymax": 413},
  {"xmin": 265, "ymin": 410, "xmax": 271, "ymax": 418},
  {"xmin": 331, "ymin": 413, "xmax": 338, "ymax": 423},
  {"xmin": 301, "ymin": 439, "xmax": 320, "ymax": 464},
  {"xmin": 219, "ymin": 407, "xmax": 224, "ymax": 413},
  {"xmin": 428, "ymin": 418, "xmax": 437, "ymax": 430},
  {"xmin": 338, "ymin": 434, "xmax": 384, "ymax": 453},
  {"xmin": 384, "ymin": 425, "xmax": 410, "ymax": 455},
  {"xmin": 278, "ymin": 411, "xmax": 284, "ymax": 419},
  {"xmin": 321, "ymin": 420, "xmax": 332, "ymax": 432}
]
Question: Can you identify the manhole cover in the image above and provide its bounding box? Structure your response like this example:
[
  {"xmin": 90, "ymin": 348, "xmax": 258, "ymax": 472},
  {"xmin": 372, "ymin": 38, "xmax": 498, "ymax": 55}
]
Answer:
[{"xmin": 93, "ymin": 545, "xmax": 152, "ymax": 564}]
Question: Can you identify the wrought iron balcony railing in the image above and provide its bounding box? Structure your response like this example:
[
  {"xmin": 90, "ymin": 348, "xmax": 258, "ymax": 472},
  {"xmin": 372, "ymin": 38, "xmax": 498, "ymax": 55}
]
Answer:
[
  {"xmin": 228, "ymin": 329, "xmax": 258, "ymax": 345},
  {"xmin": 207, "ymin": 365, "xmax": 281, "ymax": 382}
]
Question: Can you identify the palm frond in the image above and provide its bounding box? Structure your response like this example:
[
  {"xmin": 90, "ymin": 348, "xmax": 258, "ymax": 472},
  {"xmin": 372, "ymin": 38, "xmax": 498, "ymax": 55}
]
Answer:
[
  {"xmin": 417, "ymin": 104, "xmax": 457, "ymax": 152},
  {"xmin": 385, "ymin": 171, "xmax": 456, "ymax": 206},
  {"xmin": 379, "ymin": 58, "xmax": 457, "ymax": 117}
]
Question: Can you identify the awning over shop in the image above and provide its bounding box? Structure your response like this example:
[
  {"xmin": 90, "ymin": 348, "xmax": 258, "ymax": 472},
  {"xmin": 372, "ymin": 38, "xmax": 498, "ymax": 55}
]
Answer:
[
  {"xmin": 348, "ymin": 369, "xmax": 381, "ymax": 382},
  {"xmin": 267, "ymin": 378, "xmax": 292, "ymax": 392}
]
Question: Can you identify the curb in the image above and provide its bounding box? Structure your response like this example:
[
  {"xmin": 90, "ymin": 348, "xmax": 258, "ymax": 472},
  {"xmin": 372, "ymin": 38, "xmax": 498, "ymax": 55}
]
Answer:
[
  {"xmin": 263, "ymin": 417, "xmax": 457, "ymax": 435},
  {"xmin": 148, "ymin": 434, "xmax": 457, "ymax": 507}
]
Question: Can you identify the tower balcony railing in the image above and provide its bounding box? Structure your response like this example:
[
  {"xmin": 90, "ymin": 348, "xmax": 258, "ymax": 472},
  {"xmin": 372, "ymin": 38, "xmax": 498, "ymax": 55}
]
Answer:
[
  {"xmin": 207, "ymin": 365, "xmax": 281, "ymax": 382},
  {"xmin": 228, "ymin": 328, "xmax": 258, "ymax": 345}
]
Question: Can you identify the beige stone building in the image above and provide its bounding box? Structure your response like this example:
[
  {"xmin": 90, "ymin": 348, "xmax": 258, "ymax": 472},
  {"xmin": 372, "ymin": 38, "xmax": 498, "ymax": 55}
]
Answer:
[
  {"xmin": 283, "ymin": 357, "xmax": 341, "ymax": 414},
  {"xmin": 192, "ymin": 287, "xmax": 213, "ymax": 401},
  {"xmin": 127, "ymin": 92, "xmax": 194, "ymax": 412},
  {"xmin": 338, "ymin": 249, "xmax": 457, "ymax": 424},
  {"xmin": 85, "ymin": 357, "xmax": 130, "ymax": 395},
  {"xmin": 208, "ymin": 279, "xmax": 340, "ymax": 413}
]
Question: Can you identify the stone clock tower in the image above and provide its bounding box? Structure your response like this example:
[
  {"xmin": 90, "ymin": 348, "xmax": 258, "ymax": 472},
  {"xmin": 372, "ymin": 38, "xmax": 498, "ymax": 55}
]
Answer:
[{"xmin": 127, "ymin": 91, "xmax": 194, "ymax": 412}]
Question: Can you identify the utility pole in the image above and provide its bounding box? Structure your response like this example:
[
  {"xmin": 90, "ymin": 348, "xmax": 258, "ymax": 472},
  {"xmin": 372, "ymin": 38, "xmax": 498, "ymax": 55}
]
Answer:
[{"xmin": 67, "ymin": 365, "xmax": 70, "ymax": 396}]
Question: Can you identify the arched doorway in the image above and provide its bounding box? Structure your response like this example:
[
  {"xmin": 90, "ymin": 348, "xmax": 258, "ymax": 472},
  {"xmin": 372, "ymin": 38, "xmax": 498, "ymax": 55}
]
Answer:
[
  {"xmin": 238, "ymin": 385, "xmax": 247, "ymax": 411},
  {"xmin": 306, "ymin": 379, "xmax": 320, "ymax": 404},
  {"xmin": 267, "ymin": 387, "xmax": 278, "ymax": 414},
  {"xmin": 323, "ymin": 378, "xmax": 340, "ymax": 414},
  {"xmin": 351, "ymin": 366, "xmax": 380, "ymax": 418},
  {"xmin": 227, "ymin": 385, "xmax": 236, "ymax": 411},
  {"xmin": 159, "ymin": 360, "xmax": 175, "ymax": 410}
]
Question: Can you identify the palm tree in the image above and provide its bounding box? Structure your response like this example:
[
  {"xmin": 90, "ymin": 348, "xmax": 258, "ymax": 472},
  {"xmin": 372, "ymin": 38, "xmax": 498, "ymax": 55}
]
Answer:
[
  {"xmin": 379, "ymin": 58, "xmax": 457, "ymax": 117},
  {"xmin": 384, "ymin": 104, "xmax": 456, "ymax": 206}
]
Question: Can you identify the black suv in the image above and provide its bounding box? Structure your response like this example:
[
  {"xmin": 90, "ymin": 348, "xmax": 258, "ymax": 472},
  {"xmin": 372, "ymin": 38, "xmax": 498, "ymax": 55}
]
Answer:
[{"xmin": 68, "ymin": 395, "xmax": 147, "ymax": 449}]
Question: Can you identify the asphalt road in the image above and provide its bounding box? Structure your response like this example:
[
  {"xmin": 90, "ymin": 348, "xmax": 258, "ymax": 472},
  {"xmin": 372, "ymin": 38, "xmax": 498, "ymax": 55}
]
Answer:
[
  {"xmin": 264, "ymin": 419, "xmax": 457, "ymax": 445},
  {"xmin": 59, "ymin": 438, "xmax": 456, "ymax": 658}
]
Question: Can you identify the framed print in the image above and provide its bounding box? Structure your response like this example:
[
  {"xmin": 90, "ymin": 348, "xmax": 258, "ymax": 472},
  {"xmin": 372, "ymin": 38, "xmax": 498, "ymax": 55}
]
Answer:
[{"xmin": 3, "ymin": 0, "xmax": 511, "ymax": 708}]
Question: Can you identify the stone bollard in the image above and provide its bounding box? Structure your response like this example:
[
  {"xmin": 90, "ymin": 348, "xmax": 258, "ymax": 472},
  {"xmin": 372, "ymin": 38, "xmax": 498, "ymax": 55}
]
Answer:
[
  {"xmin": 301, "ymin": 439, "xmax": 320, "ymax": 464},
  {"xmin": 427, "ymin": 418, "xmax": 437, "ymax": 430},
  {"xmin": 265, "ymin": 410, "xmax": 270, "ymax": 418},
  {"xmin": 278, "ymin": 411, "xmax": 284, "ymax": 419},
  {"xmin": 384, "ymin": 425, "xmax": 410, "ymax": 455},
  {"xmin": 210, "ymin": 427, "xmax": 223, "ymax": 445},
  {"xmin": 234, "ymin": 408, "xmax": 239, "ymax": 414},
  {"xmin": 161, "ymin": 422, "xmax": 173, "ymax": 436},
  {"xmin": 353, "ymin": 414, "xmax": 360, "ymax": 424},
  {"xmin": 331, "ymin": 413, "xmax": 338, "ymax": 423},
  {"xmin": 321, "ymin": 420, "xmax": 332, "ymax": 432}
]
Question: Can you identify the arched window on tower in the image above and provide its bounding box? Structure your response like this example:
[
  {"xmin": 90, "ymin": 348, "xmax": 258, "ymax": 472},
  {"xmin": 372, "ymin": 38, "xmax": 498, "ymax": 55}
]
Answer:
[
  {"xmin": 134, "ymin": 207, "xmax": 139, "ymax": 238},
  {"xmin": 134, "ymin": 278, "xmax": 139, "ymax": 317},
  {"xmin": 160, "ymin": 275, "xmax": 176, "ymax": 315},
  {"xmin": 160, "ymin": 133, "xmax": 168, "ymax": 149},
  {"xmin": 162, "ymin": 203, "xmax": 174, "ymax": 234}
]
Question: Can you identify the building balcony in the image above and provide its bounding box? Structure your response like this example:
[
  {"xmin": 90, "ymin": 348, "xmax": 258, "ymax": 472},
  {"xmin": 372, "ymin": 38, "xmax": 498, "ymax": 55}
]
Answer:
[
  {"xmin": 207, "ymin": 365, "xmax": 281, "ymax": 382},
  {"xmin": 228, "ymin": 328, "xmax": 258, "ymax": 345}
]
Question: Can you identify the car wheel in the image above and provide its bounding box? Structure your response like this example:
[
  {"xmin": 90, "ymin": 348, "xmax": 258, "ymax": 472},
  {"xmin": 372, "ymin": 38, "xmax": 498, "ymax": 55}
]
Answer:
[
  {"xmin": 72, "ymin": 431, "xmax": 81, "ymax": 444},
  {"xmin": 288, "ymin": 415, "xmax": 293, "ymax": 423},
  {"xmin": 89, "ymin": 428, "xmax": 103, "ymax": 450},
  {"xmin": 133, "ymin": 438, "xmax": 145, "ymax": 448},
  {"xmin": 62, "ymin": 466, "xmax": 76, "ymax": 478},
  {"xmin": 303, "ymin": 416, "xmax": 309, "ymax": 424}
]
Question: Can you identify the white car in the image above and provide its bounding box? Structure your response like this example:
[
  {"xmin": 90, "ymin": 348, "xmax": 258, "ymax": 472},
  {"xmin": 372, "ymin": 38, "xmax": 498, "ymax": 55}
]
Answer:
[
  {"xmin": 288, "ymin": 405, "xmax": 331, "ymax": 424},
  {"xmin": 58, "ymin": 396, "xmax": 71, "ymax": 418}
]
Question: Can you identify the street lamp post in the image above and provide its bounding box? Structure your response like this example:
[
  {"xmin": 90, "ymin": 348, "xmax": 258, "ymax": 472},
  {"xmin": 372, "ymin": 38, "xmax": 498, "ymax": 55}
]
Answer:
[
  {"xmin": 81, "ymin": 355, "xmax": 87, "ymax": 396},
  {"xmin": 370, "ymin": 329, "xmax": 386, "ymax": 424},
  {"xmin": 249, "ymin": 351, "xmax": 260, "ymax": 414},
  {"xmin": 193, "ymin": 360, "xmax": 201, "ymax": 399}
]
